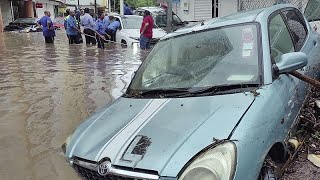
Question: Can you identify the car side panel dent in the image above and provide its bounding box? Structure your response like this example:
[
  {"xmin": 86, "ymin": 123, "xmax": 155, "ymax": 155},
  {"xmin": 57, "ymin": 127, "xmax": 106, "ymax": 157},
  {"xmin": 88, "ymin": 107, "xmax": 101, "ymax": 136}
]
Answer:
[{"xmin": 230, "ymin": 85, "xmax": 286, "ymax": 180}]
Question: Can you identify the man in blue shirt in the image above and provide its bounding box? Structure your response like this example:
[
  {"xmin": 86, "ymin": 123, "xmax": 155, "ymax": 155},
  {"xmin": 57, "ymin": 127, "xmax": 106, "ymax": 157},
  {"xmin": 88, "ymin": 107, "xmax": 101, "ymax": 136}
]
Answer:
[
  {"xmin": 124, "ymin": 3, "xmax": 133, "ymax": 15},
  {"xmin": 103, "ymin": 13, "xmax": 110, "ymax": 27},
  {"xmin": 95, "ymin": 12, "xmax": 107, "ymax": 49},
  {"xmin": 106, "ymin": 16, "xmax": 121, "ymax": 42},
  {"xmin": 81, "ymin": 8, "xmax": 96, "ymax": 45},
  {"xmin": 66, "ymin": 11, "xmax": 80, "ymax": 44},
  {"xmin": 37, "ymin": 11, "xmax": 55, "ymax": 43}
]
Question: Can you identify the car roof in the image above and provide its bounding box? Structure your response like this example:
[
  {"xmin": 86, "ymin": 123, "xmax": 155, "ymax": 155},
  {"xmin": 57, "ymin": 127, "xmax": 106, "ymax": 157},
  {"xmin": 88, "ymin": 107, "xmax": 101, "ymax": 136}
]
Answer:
[
  {"xmin": 163, "ymin": 4, "xmax": 295, "ymax": 39},
  {"xmin": 136, "ymin": 7, "xmax": 164, "ymax": 12},
  {"xmin": 114, "ymin": 15, "xmax": 142, "ymax": 19}
]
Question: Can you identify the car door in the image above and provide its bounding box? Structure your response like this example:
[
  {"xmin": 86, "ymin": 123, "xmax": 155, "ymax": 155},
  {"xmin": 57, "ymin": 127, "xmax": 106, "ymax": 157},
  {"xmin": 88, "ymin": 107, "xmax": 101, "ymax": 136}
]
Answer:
[
  {"xmin": 115, "ymin": 17, "xmax": 123, "ymax": 43},
  {"xmin": 268, "ymin": 10, "xmax": 307, "ymax": 137}
]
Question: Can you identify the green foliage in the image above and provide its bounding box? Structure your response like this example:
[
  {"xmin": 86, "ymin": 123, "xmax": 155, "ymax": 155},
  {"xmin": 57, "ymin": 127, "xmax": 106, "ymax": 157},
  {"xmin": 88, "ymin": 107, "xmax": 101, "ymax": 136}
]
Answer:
[
  {"xmin": 125, "ymin": 0, "xmax": 157, "ymax": 9},
  {"xmin": 110, "ymin": 0, "xmax": 157, "ymax": 13}
]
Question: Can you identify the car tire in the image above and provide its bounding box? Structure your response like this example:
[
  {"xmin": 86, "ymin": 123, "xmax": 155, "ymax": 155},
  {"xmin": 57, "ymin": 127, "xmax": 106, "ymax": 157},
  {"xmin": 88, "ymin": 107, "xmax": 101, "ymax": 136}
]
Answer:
[
  {"xmin": 121, "ymin": 40, "xmax": 127, "ymax": 47},
  {"xmin": 259, "ymin": 167, "xmax": 277, "ymax": 180}
]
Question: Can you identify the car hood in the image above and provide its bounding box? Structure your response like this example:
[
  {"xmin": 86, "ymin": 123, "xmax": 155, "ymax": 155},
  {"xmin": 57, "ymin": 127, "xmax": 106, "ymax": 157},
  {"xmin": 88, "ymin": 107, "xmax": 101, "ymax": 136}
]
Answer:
[
  {"xmin": 120, "ymin": 28, "xmax": 167, "ymax": 39},
  {"xmin": 66, "ymin": 93, "xmax": 254, "ymax": 176}
]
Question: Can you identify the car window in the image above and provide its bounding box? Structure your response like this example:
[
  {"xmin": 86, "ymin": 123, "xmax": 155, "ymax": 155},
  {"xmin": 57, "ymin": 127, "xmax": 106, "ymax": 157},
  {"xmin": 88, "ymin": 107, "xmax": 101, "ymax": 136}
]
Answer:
[
  {"xmin": 173, "ymin": 14, "xmax": 183, "ymax": 24},
  {"xmin": 282, "ymin": 10, "xmax": 308, "ymax": 51},
  {"xmin": 268, "ymin": 13, "xmax": 294, "ymax": 63},
  {"xmin": 121, "ymin": 16, "xmax": 142, "ymax": 29},
  {"xmin": 13, "ymin": 18, "xmax": 36, "ymax": 24}
]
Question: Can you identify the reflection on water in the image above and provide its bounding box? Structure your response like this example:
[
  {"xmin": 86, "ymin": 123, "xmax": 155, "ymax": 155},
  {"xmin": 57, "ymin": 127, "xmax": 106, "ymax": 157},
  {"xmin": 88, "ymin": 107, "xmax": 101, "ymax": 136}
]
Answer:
[{"xmin": 0, "ymin": 31, "xmax": 148, "ymax": 180}]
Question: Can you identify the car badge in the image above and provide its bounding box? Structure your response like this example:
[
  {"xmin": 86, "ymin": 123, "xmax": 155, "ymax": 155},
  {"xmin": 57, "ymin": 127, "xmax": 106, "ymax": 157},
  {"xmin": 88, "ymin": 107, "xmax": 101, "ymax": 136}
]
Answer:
[{"xmin": 97, "ymin": 160, "xmax": 112, "ymax": 176}]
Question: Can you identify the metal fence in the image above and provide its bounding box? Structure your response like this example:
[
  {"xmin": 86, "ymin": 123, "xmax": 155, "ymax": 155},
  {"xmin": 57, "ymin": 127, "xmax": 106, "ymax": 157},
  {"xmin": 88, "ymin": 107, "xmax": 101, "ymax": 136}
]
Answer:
[
  {"xmin": 238, "ymin": 0, "xmax": 320, "ymax": 32},
  {"xmin": 238, "ymin": 0, "xmax": 309, "ymax": 12}
]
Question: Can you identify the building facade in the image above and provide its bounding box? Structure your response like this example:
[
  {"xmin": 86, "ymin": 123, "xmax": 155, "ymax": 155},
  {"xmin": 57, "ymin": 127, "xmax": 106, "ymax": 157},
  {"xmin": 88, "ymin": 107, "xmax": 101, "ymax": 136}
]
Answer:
[{"xmin": 172, "ymin": 0, "xmax": 238, "ymax": 22}]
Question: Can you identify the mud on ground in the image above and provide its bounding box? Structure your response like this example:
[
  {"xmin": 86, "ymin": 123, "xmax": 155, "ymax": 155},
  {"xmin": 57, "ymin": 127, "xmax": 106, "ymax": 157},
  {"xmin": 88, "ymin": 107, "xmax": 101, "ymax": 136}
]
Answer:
[{"xmin": 281, "ymin": 88, "xmax": 320, "ymax": 180}]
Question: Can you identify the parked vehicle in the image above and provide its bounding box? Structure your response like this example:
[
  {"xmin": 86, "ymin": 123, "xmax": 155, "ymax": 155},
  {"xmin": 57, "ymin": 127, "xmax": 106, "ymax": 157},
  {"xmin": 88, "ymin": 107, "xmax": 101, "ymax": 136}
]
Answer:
[
  {"xmin": 4, "ymin": 18, "xmax": 42, "ymax": 32},
  {"xmin": 53, "ymin": 17, "xmax": 65, "ymax": 30},
  {"xmin": 135, "ymin": 7, "xmax": 188, "ymax": 31},
  {"xmin": 63, "ymin": 4, "xmax": 320, "ymax": 180},
  {"xmin": 113, "ymin": 15, "xmax": 167, "ymax": 46}
]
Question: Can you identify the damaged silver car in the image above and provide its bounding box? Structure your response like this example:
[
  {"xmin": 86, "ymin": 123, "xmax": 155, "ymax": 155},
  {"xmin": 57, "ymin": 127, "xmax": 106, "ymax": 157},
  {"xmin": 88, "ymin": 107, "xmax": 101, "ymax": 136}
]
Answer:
[{"xmin": 63, "ymin": 4, "xmax": 320, "ymax": 180}]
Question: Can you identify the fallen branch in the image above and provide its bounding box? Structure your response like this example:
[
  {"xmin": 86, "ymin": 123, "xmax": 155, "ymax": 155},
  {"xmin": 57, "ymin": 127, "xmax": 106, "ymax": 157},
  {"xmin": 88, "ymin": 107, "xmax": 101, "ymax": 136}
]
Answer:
[
  {"xmin": 289, "ymin": 71, "xmax": 320, "ymax": 89},
  {"xmin": 279, "ymin": 135, "xmax": 309, "ymax": 176}
]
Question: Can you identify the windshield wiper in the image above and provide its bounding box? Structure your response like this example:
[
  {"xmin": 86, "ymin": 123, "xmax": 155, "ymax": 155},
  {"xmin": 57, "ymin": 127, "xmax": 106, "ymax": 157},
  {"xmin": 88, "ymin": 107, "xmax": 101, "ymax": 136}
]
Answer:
[
  {"xmin": 126, "ymin": 88, "xmax": 190, "ymax": 98},
  {"xmin": 125, "ymin": 84, "xmax": 259, "ymax": 98},
  {"xmin": 187, "ymin": 84, "xmax": 259, "ymax": 95}
]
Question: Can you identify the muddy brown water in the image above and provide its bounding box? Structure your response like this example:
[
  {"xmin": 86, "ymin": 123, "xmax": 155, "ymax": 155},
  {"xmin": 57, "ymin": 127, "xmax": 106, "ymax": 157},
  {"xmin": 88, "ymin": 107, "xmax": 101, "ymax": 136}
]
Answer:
[{"xmin": 0, "ymin": 31, "xmax": 147, "ymax": 180}]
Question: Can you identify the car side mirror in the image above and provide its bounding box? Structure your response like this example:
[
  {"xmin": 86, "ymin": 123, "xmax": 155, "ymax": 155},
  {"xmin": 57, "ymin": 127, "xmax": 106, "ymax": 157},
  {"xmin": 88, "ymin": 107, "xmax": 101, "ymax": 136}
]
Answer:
[{"xmin": 275, "ymin": 52, "xmax": 308, "ymax": 74}]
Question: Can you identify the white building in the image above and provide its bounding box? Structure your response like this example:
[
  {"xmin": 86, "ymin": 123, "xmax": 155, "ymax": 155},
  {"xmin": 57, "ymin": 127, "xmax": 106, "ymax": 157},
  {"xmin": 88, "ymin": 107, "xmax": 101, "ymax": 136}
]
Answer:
[
  {"xmin": 34, "ymin": 0, "xmax": 65, "ymax": 19},
  {"xmin": 169, "ymin": 0, "xmax": 239, "ymax": 22}
]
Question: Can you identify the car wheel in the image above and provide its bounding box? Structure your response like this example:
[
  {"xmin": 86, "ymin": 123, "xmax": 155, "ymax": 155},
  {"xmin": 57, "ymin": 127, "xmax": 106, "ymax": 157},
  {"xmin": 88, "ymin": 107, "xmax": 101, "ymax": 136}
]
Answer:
[
  {"xmin": 259, "ymin": 166, "xmax": 277, "ymax": 180},
  {"xmin": 121, "ymin": 40, "xmax": 127, "ymax": 47}
]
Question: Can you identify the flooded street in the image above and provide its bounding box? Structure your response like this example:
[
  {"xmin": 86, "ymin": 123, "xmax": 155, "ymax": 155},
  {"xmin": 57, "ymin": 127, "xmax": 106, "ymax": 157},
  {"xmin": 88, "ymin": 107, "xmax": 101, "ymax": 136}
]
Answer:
[{"xmin": 0, "ymin": 31, "xmax": 146, "ymax": 180}]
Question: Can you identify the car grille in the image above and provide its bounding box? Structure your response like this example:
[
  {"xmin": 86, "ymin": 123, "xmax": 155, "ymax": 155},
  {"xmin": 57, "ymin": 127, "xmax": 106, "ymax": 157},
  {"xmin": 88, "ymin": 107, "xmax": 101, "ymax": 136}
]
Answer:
[{"xmin": 73, "ymin": 164, "xmax": 142, "ymax": 180}]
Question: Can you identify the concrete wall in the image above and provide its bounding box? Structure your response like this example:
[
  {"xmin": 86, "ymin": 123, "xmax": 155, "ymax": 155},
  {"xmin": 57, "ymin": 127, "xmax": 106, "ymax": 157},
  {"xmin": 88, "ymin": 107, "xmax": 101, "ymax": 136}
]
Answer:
[
  {"xmin": 0, "ymin": 1, "xmax": 13, "ymax": 26},
  {"xmin": 173, "ymin": 0, "xmax": 238, "ymax": 22}
]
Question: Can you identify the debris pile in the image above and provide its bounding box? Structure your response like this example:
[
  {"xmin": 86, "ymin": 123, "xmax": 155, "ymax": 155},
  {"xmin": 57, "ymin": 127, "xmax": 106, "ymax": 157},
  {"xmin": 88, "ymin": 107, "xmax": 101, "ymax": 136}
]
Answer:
[{"xmin": 281, "ymin": 87, "xmax": 320, "ymax": 180}]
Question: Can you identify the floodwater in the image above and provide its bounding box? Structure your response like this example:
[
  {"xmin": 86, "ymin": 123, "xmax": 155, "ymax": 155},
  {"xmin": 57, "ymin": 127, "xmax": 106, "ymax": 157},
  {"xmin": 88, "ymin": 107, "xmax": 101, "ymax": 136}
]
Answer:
[{"xmin": 0, "ymin": 31, "xmax": 147, "ymax": 180}]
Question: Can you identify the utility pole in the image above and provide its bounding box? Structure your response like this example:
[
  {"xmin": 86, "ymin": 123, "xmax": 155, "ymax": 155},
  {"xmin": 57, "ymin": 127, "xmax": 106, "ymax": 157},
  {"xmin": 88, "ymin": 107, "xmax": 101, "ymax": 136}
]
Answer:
[
  {"xmin": 166, "ymin": 0, "xmax": 173, "ymax": 33},
  {"xmin": 120, "ymin": 0, "xmax": 124, "ymax": 15},
  {"xmin": 94, "ymin": 0, "xmax": 97, "ymax": 18}
]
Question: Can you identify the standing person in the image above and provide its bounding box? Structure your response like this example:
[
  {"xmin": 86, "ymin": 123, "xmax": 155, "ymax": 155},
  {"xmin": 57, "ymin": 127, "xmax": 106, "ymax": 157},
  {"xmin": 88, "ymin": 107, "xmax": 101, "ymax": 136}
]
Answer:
[
  {"xmin": 64, "ymin": 9, "xmax": 71, "ymax": 38},
  {"xmin": 81, "ymin": 8, "xmax": 96, "ymax": 45},
  {"xmin": 106, "ymin": 16, "xmax": 120, "ymax": 42},
  {"xmin": 95, "ymin": 12, "xmax": 107, "ymax": 49},
  {"xmin": 37, "ymin": 11, "xmax": 55, "ymax": 43},
  {"xmin": 139, "ymin": 10, "xmax": 153, "ymax": 50},
  {"xmin": 66, "ymin": 11, "xmax": 80, "ymax": 44},
  {"xmin": 103, "ymin": 13, "xmax": 110, "ymax": 27},
  {"xmin": 124, "ymin": 3, "xmax": 133, "ymax": 15}
]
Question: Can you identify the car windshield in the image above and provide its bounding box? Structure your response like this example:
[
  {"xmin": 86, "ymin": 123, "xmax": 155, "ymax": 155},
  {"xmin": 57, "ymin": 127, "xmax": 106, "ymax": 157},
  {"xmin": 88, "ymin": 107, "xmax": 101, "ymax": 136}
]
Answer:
[
  {"xmin": 122, "ymin": 16, "xmax": 143, "ymax": 29},
  {"xmin": 12, "ymin": 18, "xmax": 36, "ymax": 24},
  {"xmin": 153, "ymin": 12, "xmax": 183, "ymax": 27},
  {"xmin": 127, "ymin": 24, "xmax": 260, "ymax": 96}
]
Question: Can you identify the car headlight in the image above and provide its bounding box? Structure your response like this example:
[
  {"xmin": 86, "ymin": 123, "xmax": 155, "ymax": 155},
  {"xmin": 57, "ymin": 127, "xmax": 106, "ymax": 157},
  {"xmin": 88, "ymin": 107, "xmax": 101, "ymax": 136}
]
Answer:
[
  {"xmin": 178, "ymin": 142, "xmax": 236, "ymax": 180},
  {"xmin": 130, "ymin": 37, "xmax": 139, "ymax": 41},
  {"xmin": 61, "ymin": 134, "xmax": 72, "ymax": 154}
]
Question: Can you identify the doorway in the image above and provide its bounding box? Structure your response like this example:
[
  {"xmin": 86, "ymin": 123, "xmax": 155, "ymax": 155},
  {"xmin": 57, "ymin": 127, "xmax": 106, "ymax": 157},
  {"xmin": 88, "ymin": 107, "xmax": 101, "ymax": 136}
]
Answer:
[{"xmin": 212, "ymin": 0, "xmax": 219, "ymax": 18}]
